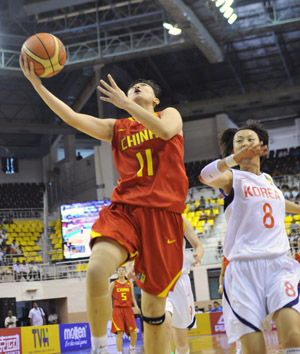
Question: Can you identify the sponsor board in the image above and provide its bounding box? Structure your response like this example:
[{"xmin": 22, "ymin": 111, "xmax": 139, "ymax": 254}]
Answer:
[
  {"xmin": 0, "ymin": 328, "xmax": 22, "ymax": 354},
  {"xmin": 59, "ymin": 323, "xmax": 91, "ymax": 352},
  {"xmin": 107, "ymin": 318, "xmax": 143, "ymax": 346},
  {"xmin": 188, "ymin": 313, "xmax": 211, "ymax": 336},
  {"xmin": 209, "ymin": 312, "xmax": 226, "ymax": 335},
  {"xmin": 21, "ymin": 326, "xmax": 60, "ymax": 354}
]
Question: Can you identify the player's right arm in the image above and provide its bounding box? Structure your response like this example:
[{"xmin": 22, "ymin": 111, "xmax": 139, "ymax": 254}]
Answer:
[
  {"xmin": 199, "ymin": 142, "xmax": 267, "ymax": 194},
  {"xmin": 19, "ymin": 56, "xmax": 115, "ymax": 143}
]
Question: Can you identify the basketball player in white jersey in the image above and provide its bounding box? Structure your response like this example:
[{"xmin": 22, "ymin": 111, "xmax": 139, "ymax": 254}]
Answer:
[
  {"xmin": 165, "ymin": 216, "xmax": 204, "ymax": 354},
  {"xmin": 199, "ymin": 120, "xmax": 300, "ymax": 354}
]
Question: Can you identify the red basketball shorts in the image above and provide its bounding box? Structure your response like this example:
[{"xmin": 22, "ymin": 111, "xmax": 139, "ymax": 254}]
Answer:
[{"xmin": 91, "ymin": 204, "xmax": 184, "ymax": 297}]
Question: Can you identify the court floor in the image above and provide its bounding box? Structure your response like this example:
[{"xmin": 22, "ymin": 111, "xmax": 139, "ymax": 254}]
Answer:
[{"xmin": 69, "ymin": 331, "xmax": 282, "ymax": 353}]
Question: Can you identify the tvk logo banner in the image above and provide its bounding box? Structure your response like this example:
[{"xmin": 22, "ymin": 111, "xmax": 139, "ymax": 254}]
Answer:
[
  {"xmin": 59, "ymin": 323, "xmax": 91, "ymax": 352},
  {"xmin": 0, "ymin": 328, "xmax": 21, "ymax": 354},
  {"xmin": 21, "ymin": 325, "xmax": 60, "ymax": 354}
]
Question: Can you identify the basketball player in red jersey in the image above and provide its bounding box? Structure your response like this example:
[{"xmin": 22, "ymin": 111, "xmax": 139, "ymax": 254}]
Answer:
[
  {"xmin": 20, "ymin": 57, "xmax": 188, "ymax": 354},
  {"xmin": 110, "ymin": 267, "xmax": 140, "ymax": 354}
]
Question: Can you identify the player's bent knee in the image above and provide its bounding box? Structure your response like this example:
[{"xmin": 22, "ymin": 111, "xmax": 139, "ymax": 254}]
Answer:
[{"xmin": 142, "ymin": 313, "xmax": 165, "ymax": 326}]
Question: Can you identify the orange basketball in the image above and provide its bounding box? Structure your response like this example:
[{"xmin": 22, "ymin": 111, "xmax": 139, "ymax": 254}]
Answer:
[{"xmin": 21, "ymin": 33, "xmax": 67, "ymax": 78}]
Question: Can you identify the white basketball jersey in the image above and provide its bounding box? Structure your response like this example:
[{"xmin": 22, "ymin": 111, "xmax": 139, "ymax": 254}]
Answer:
[{"xmin": 223, "ymin": 169, "xmax": 289, "ymax": 261}]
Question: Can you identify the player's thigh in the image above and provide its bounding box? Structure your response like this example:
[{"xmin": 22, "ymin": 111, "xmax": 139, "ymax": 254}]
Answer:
[
  {"xmin": 273, "ymin": 307, "xmax": 300, "ymax": 348},
  {"xmin": 240, "ymin": 332, "xmax": 266, "ymax": 354},
  {"xmin": 141, "ymin": 290, "xmax": 166, "ymax": 317}
]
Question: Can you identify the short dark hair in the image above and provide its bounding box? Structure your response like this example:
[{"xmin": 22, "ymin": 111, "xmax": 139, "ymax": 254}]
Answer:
[
  {"xmin": 127, "ymin": 79, "xmax": 161, "ymax": 98},
  {"xmin": 218, "ymin": 120, "xmax": 269, "ymax": 161}
]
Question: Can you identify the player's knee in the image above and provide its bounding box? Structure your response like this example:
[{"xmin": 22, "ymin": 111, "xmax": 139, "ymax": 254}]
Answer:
[
  {"xmin": 142, "ymin": 313, "xmax": 165, "ymax": 326},
  {"xmin": 86, "ymin": 261, "xmax": 109, "ymax": 295}
]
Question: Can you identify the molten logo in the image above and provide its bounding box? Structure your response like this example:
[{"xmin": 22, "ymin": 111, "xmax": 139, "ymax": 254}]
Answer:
[
  {"xmin": 32, "ymin": 328, "xmax": 49, "ymax": 348},
  {"xmin": 64, "ymin": 326, "xmax": 87, "ymax": 340}
]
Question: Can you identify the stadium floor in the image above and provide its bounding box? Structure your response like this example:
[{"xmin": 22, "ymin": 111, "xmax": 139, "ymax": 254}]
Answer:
[{"xmin": 67, "ymin": 332, "xmax": 282, "ymax": 353}]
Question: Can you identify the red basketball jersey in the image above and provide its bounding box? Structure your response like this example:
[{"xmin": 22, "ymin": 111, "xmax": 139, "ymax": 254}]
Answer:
[
  {"xmin": 295, "ymin": 253, "xmax": 300, "ymax": 263},
  {"xmin": 112, "ymin": 279, "xmax": 132, "ymax": 308},
  {"xmin": 111, "ymin": 113, "xmax": 189, "ymax": 214}
]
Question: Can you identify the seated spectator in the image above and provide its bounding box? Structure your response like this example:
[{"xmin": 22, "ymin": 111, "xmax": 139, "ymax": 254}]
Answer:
[
  {"xmin": 13, "ymin": 260, "xmax": 21, "ymax": 281},
  {"xmin": 10, "ymin": 239, "xmax": 19, "ymax": 253},
  {"xmin": 202, "ymin": 221, "xmax": 211, "ymax": 235},
  {"xmin": 199, "ymin": 196, "xmax": 206, "ymax": 209},
  {"xmin": 195, "ymin": 305, "xmax": 203, "ymax": 313},
  {"xmin": 289, "ymin": 230, "xmax": 299, "ymax": 253},
  {"xmin": 206, "ymin": 304, "xmax": 212, "ymax": 312},
  {"xmin": 48, "ymin": 309, "xmax": 58, "ymax": 324},
  {"xmin": 210, "ymin": 301, "xmax": 223, "ymax": 312},
  {"xmin": 188, "ymin": 203, "xmax": 196, "ymax": 212},
  {"xmin": 29, "ymin": 261, "xmax": 40, "ymax": 280},
  {"xmin": 20, "ymin": 260, "xmax": 30, "ymax": 281},
  {"xmin": 205, "ymin": 198, "xmax": 213, "ymax": 208},
  {"xmin": 282, "ymin": 185, "xmax": 291, "ymax": 199},
  {"xmin": 211, "ymin": 189, "xmax": 218, "ymax": 200},
  {"xmin": 216, "ymin": 241, "xmax": 223, "ymax": 258},
  {"xmin": 291, "ymin": 186, "xmax": 299, "ymax": 201},
  {"xmin": 4, "ymin": 310, "xmax": 17, "ymax": 328}
]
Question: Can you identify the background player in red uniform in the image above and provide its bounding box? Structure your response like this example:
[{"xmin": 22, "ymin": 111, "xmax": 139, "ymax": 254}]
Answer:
[
  {"xmin": 110, "ymin": 266, "xmax": 140, "ymax": 354},
  {"xmin": 20, "ymin": 57, "xmax": 188, "ymax": 354}
]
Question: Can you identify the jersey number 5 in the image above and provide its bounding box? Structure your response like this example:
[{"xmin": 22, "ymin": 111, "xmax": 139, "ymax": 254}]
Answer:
[
  {"xmin": 136, "ymin": 149, "xmax": 153, "ymax": 177},
  {"xmin": 121, "ymin": 293, "xmax": 127, "ymax": 301},
  {"xmin": 263, "ymin": 203, "xmax": 274, "ymax": 229}
]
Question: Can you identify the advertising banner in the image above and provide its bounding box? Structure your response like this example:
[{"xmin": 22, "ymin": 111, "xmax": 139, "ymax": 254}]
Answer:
[
  {"xmin": 107, "ymin": 318, "xmax": 143, "ymax": 346},
  {"xmin": 59, "ymin": 323, "xmax": 91, "ymax": 352},
  {"xmin": 21, "ymin": 325, "xmax": 60, "ymax": 354},
  {"xmin": 188, "ymin": 313, "xmax": 212, "ymax": 336},
  {"xmin": 209, "ymin": 312, "xmax": 226, "ymax": 335},
  {"xmin": 0, "ymin": 328, "xmax": 22, "ymax": 354}
]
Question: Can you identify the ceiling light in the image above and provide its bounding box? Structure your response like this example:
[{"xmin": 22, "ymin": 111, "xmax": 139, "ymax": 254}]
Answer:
[
  {"xmin": 228, "ymin": 13, "xmax": 238, "ymax": 24},
  {"xmin": 223, "ymin": 7, "xmax": 234, "ymax": 18},
  {"xmin": 220, "ymin": 0, "xmax": 234, "ymax": 12},
  {"xmin": 168, "ymin": 27, "xmax": 182, "ymax": 35},
  {"xmin": 163, "ymin": 22, "xmax": 173, "ymax": 30},
  {"xmin": 216, "ymin": 0, "xmax": 226, "ymax": 7}
]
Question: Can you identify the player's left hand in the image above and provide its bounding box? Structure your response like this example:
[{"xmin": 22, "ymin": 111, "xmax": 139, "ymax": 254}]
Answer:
[
  {"xmin": 97, "ymin": 74, "xmax": 130, "ymax": 110},
  {"xmin": 193, "ymin": 245, "xmax": 204, "ymax": 266}
]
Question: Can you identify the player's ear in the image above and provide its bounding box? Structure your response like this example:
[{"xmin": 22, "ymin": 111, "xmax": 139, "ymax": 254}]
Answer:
[{"xmin": 153, "ymin": 97, "xmax": 160, "ymax": 107}]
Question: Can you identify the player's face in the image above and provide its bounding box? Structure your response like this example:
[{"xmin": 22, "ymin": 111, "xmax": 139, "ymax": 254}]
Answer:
[
  {"xmin": 127, "ymin": 83, "xmax": 159, "ymax": 106},
  {"xmin": 233, "ymin": 129, "xmax": 260, "ymax": 153},
  {"xmin": 117, "ymin": 267, "xmax": 126, "ymax": 277}
]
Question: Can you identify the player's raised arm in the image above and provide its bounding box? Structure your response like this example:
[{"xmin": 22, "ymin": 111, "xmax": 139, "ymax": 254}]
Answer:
[
  {"xmin": 98, "ymin": 74, "xmax": 182, "ymax": 140},
  {"xmin": 19, "ymin": 56, "xmax": 115, "ymax": 143},
  {"xmin": 285, "ymin": 199, "xmax": 300, "ymax": 214}
]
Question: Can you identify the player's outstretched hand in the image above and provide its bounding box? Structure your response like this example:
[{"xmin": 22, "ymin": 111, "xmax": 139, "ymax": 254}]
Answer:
[
  {"xmin": 233, "ymin": 141, "xmax": 268, "ymax": 168},
  {"xmin": 19, "ymin": 56, "xmax": 41, "ymax": 87},
  {"xmin": 97, "ymin": 74, "xmax": 130, "ymax": 110}
]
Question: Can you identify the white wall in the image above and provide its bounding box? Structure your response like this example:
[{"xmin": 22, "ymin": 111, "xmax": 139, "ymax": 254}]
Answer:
[
  {"xmin": 183, "ymin": 114, "xmax": 236, "ymax": 162},
  {"xmin": 268, "ymin": 119, "xmax": 300, "ymax": 151},
  {"xmin": 193, "ymin": 263, "xmax": 221, "ymax": 301}
]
